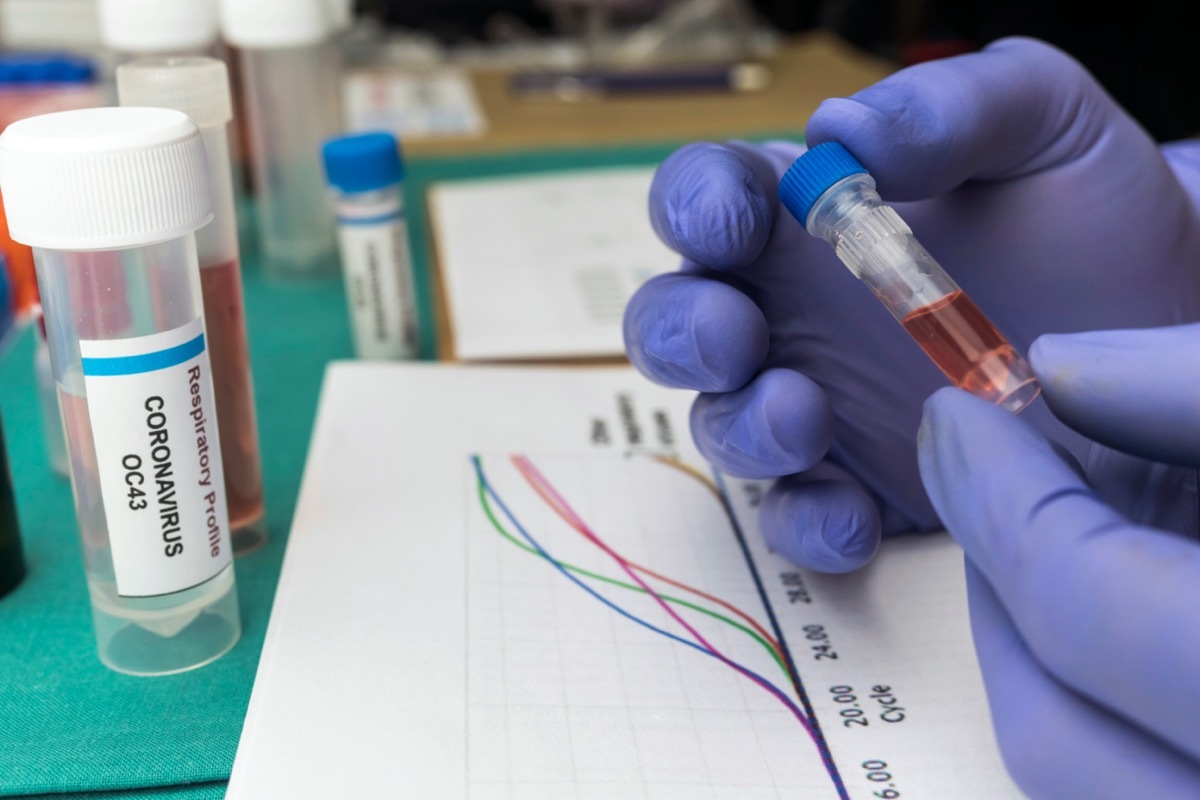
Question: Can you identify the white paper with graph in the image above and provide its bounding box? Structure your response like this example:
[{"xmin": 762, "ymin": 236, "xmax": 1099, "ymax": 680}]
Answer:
[{"xmin": 227, "ymin": 362, "xmax": 1025, "ymax": 799}]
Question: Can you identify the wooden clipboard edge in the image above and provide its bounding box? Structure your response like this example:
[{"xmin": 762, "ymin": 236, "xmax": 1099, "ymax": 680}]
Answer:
[{"xmin": 423, "ymin": 182, "xmax": 462, "ymax": 363}]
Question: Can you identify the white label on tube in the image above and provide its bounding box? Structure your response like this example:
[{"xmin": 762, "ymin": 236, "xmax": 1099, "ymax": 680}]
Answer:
[
  {"xmin": 337, "ymin": 211, "xmax": 419, "ymax": 359},
  {"xmin": 80, "ymin": 318, "xmax": 232, "ymax": 598}
]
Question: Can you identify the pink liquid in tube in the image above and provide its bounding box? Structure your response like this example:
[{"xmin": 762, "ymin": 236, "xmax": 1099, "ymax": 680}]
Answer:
[
  {"xmin": 200, "ymin": 258, "xmax": 265, "ymax": 553},
  {"xmin": 901, "ymin": 290, "xmax": 1040, "ymax": 413}
]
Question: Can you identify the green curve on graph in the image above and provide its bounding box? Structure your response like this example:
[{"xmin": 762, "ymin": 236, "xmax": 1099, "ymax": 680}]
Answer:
[{"xmin": 474, "ymin": 467, "xmax": 790, "ymax": 681}]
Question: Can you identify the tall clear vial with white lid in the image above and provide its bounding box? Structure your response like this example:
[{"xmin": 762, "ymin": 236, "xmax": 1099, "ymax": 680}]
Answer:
[
  {"xmin": 97, "ymin": 0, "xmax": 251, "ymax": 248},
  {"xmin": 0, "ymin": 106, "xmax": 241, "ymax": 676},
  {"xmin": 217, "ymin": 0, "xmax": 342, "ymax": 279},
  {"xmin": 117, "ymin": 56, "xmax": 267, "ymax": 556},
  {"xmin": 321, "ymin": 131, "xmax": 420, "ymax": 359},
  {"xmin": 95, "ymin": 0, "xmax": 222, "ymax": 106}
]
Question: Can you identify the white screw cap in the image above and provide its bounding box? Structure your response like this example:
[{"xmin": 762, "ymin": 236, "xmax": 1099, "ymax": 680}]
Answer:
[
  {"xmin": 0, "ymin": 107, "xmax": 213, "ymax": 251},
  {"xmin": 97, "ymin": 0, "xmax": 219, "ymax": 54},
  {"xmin": 217, "ymin": 0, "xmax": 331, "ymax": 49}
]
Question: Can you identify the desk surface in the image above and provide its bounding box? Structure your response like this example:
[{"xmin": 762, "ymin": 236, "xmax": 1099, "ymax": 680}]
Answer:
[
  {"xmin": 0, "ymin": 31, "xmax": 895, "ymax": 800},
  {"xmin": 403, "ymin": 31, "xmax": 895, "ymax": 157}
]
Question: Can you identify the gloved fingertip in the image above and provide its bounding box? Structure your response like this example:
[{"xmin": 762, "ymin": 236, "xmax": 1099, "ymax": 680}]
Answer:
[
  {"xmin": 690, "ymin": 292, "xmax": 771, "ymax": 390},
  {"xmin": 918, "ymin": 386, "xmax": 1102, "ymax": 564},
  {"xmin": 807, "ymin": 94, "xmax": 951, "ymax": 199},
  {"xmin": 1029, "ymin": 326, "xmax": 1200, "ymax": 467},
  {"xmin": 1030, "ymin": 328, "xmax": 1168, "ymax": 398},
  {"xmin": 690, "ymin": 369, "xmax": 832, "ymax": 477},
  {"xmin": 1027, "ymin": 333, "xmax": 1082, "ymax": 392},
  {"xmin": 760, "ymin": 477, "xmax": 881, "ymax": 573},
  {"xmin": 917, "ymin": 387, "xmax": 993, "ymax": 516},
  {"xmin": 918, "ymin": 386, "xmax": 980, "ymax": 442},
  {"xmin": 650, "ymin": 143, "xmax": 773, "ymax": 270},
  {"xmin": 806, "ymin": 97, "xmax": 888, "ymax": 147},
  {"xmin": 758, "ymin": 369, "xmax": 834, "ymax": 468},
  {"xmin": 624, "ymin": 273, "xmax": 767, "ymax": 392}
]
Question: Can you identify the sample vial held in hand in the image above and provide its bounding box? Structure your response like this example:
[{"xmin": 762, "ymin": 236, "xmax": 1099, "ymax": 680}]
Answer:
[{"xmin": 778, "ymin": 142, "xmax": 1040, "ymax": 413}]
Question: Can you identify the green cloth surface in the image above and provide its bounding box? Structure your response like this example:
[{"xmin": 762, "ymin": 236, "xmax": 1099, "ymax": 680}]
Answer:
[
  {"xmin": 20, "ymin": 784, "xmax": 226, "ymax": 800},
  {"xmin": 0, "ymin": 134, "xmax": 801, "ymax": 798}
]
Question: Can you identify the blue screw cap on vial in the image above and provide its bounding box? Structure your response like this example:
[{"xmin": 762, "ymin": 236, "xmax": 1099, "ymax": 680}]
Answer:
[
  {"xmin": 0, "ymin": 53, "xmax": 95, "ymax": 85},
  {"xmin": 321, "ymin": 131, "xmax": 405, "ymax": 193},
  {"xmin": 778, "ymin": 142, "xmax": 867, "ymax": 229}
]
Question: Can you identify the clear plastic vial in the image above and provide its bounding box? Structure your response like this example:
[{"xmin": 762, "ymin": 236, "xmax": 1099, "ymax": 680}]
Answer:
[
  {"xmin": 321, "ymin": 131, "xmax": 420, "ymax": 359},
  {"xmin": 217, "ymin": 0, "xmax": 342, "ymax": 279},
  {"xmin": 117, "ymin": 56, "xmax": 267, "ymax": 556},
  {"xmin": 33, "ymin": 311, "xmax": 69, "ymax": 478},
  {"xmin": 0, "ymin": 106, "xmax": 241, "ymax": 675},
  {"xmin": 778, "ymin": 142, "xmax": 1041, "ymax": 414}
]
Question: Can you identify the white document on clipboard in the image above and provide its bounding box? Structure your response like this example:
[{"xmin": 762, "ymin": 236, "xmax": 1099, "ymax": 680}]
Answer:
[{"xmin": 428, "ymin": 168, "xmax": 677, "ymax": 362}]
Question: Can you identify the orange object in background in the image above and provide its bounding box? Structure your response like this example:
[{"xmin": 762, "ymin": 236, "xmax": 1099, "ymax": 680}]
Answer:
[
  {"xmin": 0, "ymin": 52, "xmax": 105, "ymax": 317},
  {"xmin": 0, "ymin": 192, "xmax": 38, "ymax": 314}
]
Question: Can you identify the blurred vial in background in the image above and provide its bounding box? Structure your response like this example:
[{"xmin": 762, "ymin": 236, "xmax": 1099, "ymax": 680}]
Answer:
[
  {"xmin": 322, "ymin": 131, "xmax": 421, "ymax": 361},
  {"xmin": 217, "ymin": 0, "xmax": 343, "ymax": 280},
  {"xmin": 97, "ymin": 0, "xmax": 252, "ymax": 247},
  {"xmin": 97, "ymin": 0, "xmax": 221, "ymax": 65},
  {"xmin": 118, "ymin": 56, "xmax": 267, "ymax": 555}
]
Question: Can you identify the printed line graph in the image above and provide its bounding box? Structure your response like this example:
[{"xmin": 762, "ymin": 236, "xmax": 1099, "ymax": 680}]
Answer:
[
  {"xmin": 227, "ymin": 366, "xmax": 1021, "ymax": 799},
  {"xmin": 474, "ymin": 457, "xmax": 789, "ymax": 678},
  {"xmin": 467, "ymin": 452, "xmax": 848, "ymax": 798}
]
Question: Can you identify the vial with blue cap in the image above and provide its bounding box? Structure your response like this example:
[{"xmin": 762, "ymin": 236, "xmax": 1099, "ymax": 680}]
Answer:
[
  {"xmin": 321, "ymin": 131, "xmax": 420, "ymax": 360},
  {"xmin": 778, "ymin": 142, "xmax": 1040, "ymax": 414}
]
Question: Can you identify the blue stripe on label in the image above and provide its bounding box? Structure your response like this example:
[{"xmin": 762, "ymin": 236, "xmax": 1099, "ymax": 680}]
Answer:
[
  {"xmin": 336, "ymin": 211, "xmax": 405, "ymax": 226},
  {"xmin": 82, "ymin": 332, "xmax": 206, "ymax": 376}
]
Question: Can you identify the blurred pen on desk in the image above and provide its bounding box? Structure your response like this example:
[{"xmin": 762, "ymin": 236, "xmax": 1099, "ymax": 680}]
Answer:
[{"xmin": 510, "ymin": 61, "xmax": 771, "ymax": 100}]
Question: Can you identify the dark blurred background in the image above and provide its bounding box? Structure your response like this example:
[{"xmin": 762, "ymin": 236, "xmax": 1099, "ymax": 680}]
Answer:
[{"xmin": 358, "ymin": 0, "xmax": 1200, "ymax": 142}]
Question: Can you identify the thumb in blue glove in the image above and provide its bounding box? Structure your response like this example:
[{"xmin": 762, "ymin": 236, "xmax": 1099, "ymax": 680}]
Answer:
[{"xmin": 917, "ymin": 323, "xmax": 1200, "ymax": 798}]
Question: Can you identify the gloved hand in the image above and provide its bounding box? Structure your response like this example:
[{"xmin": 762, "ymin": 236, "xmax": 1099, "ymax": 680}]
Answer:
[
  {"xmin": 918, "ymin": 323, "xmax": 1200, "ymax": 798},
  {"xmin": 623, "ymin": 36, "xmax": 1200, "ymax": 571}
]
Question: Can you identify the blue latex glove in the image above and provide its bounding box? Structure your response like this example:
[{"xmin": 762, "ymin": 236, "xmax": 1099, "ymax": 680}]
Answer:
[
  {"xmin": 918, "ymin": 324, "xmax": 1200, "ymax": 797},
  {"xmin": 623, "ymin": 37, "xmax": 1200, "ymax": 571}
]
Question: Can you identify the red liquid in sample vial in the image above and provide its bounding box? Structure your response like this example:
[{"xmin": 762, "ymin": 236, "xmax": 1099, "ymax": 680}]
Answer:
[
  {"xmin": 901, "ymin": 290, "xmax": 1039, "ymax": 412},
  {"xmin": 200, "ymin": 258, "xmax": 266, "ymax": 552}
]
